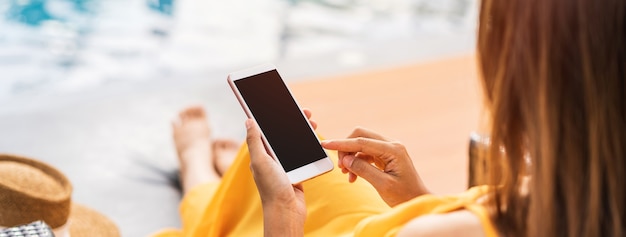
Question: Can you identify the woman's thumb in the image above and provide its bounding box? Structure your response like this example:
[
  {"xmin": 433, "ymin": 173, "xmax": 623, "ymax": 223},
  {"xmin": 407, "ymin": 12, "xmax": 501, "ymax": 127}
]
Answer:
[
  {"xmin": 342, "ymin": 155, "xmax": 382, "ymax": 184},
  {"xmin": 245, "ymin": 119, "xmax": 265, "ymax": 157}
]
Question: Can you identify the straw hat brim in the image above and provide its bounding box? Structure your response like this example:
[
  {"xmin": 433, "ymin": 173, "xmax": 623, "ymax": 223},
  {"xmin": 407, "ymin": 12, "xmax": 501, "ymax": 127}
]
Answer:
[{"xmin": 68, "ymin": 203, "xmax": 120, "ymax": 237}]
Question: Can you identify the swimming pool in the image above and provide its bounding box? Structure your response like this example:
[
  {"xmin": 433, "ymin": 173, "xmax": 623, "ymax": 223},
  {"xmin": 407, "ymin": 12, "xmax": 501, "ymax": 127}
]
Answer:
[{"xmin": 0, "ymin": 0, "xmax": 477, "ymax": 100}]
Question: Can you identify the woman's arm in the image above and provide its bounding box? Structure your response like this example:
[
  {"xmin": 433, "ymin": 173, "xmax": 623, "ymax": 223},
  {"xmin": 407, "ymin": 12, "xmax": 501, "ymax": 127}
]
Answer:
[
  {"xmin": 246, "ymin": 117, "xmax": 308, "ymax": 237},
  {"xmin": 262, "ymin": 202, "xmax": 305, "ymax": 237}
]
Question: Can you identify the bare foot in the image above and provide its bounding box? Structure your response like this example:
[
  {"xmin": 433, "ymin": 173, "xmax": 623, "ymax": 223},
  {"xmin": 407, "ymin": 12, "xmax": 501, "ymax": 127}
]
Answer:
[
  {"xmin": 212, "ymin": 139, "xmax": 239, "ymax": 176},
  {"xmin": 172, "ymin": 106, "xmax": 220, "ymax": 193}
]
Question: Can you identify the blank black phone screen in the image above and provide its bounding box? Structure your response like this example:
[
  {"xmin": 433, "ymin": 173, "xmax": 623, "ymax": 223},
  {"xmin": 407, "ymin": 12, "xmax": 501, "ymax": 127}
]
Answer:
[{"xmin": 234, "ymin": 69, "xmax": 327, "ymax": 172}]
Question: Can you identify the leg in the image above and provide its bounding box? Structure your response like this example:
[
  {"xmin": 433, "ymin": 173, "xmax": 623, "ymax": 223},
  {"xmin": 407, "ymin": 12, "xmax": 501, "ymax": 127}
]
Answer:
[{"xmin": 172, "ymin": 106, "xmax": 220, "ymax": 193}]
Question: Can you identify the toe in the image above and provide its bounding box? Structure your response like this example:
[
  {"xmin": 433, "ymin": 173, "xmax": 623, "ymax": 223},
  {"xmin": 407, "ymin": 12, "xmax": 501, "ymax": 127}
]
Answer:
[
  {"xmin": 187, "ymin": 106, "xmax": 206, "ymax": 118},
  {"xmin": 179, "ymin": 106, "xmax": 207, "ymax": 122}
]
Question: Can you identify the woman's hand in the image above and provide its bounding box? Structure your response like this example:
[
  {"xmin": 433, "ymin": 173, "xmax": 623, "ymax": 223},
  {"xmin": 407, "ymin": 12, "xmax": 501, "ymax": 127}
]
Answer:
[
  {"xmin": 321, "ymin": 127, "xmax": 429, "ymax": 207},
  {"xmin": 245, "ymin": 108, "xmax": 316, "ymax": 237}
]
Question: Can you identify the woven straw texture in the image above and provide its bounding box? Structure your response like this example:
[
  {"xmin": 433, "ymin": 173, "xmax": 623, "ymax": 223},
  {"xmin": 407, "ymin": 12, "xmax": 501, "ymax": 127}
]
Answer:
[{"xmin": 0, "ymin": 154, "xmax": 120, "ymax": 237}]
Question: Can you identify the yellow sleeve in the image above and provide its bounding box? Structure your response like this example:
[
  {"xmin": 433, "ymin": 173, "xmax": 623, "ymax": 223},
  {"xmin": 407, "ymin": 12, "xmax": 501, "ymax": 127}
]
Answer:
[{"xmin": 354, "ymin": 186, "xmax": 498, "ymax": 237}]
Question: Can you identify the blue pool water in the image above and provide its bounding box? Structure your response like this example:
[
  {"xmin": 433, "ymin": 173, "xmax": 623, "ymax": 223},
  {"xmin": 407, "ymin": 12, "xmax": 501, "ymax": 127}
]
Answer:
[{"xmin": 0, "ymin": 0, "xmax": 477, "ymax": 100}]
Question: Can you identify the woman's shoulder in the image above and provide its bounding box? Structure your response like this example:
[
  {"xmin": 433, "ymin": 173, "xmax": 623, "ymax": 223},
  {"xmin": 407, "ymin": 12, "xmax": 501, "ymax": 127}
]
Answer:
[{"xmin": 396, "ymin": 209, "xmax": 486, "ymax": 237}]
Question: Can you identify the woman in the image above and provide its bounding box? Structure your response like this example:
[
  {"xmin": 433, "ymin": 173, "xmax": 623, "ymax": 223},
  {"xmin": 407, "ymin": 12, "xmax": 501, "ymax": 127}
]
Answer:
[{"xmin": 154, "ymin": 0, "xmax": 626, "ymax": 236}]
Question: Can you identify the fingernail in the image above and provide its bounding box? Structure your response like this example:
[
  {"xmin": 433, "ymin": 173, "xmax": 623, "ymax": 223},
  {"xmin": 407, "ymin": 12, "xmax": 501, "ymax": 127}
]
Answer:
[{"xmin": 245, "ymin": 119, "xmax": 252, "ymax": 129}]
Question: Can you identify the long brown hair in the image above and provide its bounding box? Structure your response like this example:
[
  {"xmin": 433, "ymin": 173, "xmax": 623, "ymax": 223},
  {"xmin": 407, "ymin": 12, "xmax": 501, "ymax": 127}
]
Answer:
[{"xmin": 477, "ymin": 0, "xmax": 626, "ymax": 236}]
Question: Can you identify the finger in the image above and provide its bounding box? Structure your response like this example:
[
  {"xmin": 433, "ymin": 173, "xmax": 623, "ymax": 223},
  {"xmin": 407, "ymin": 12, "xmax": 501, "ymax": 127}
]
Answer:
[
  {"xmin": 309, "ymin": 119, "xmax": 317, "ymax": 130},
  {"xmin": 355, "ymin": 153, "xmax": 385, "ymax": 170},
  {"xmin": 322, "ymin": 138, "xmax": 396, "ymax": 158},
  {"xmin": 303, "ymin": 108, "xmax": 312, "ymax": 119},
  {"xmin": 336, "ymin": 147, "xmax": 386, "ymax": 172},
  {"xmin": 245, "ymin": 119, "xmax": 271, "ymax": 165},
  {"xmin": 336, "ymin": 148, "xmax": 355, "ymax": 169},
  {"xmin": 348, "ymin": 153, "xmax": 379, "ymax": 184},
  {"xmin": 355, "ymin": 152, "xmax": 374, "ymax": 161},
  {"xmin": 302, "ymin": 109, "xmax": 318, "ymax": 130},
  {"xmin": 326, "ymin": 127, "xmax": 389, "ymax": 168},
  {"xmin": 342, "ymin": 155, "xmax": 384, "ymax": 186},
  {"xmin": 337, "ymin": 150, "xmax": 346, "ymax": 169},
  {"xmin": 348, "ymin": 172, "xmax": 358, "ymax": 183}
]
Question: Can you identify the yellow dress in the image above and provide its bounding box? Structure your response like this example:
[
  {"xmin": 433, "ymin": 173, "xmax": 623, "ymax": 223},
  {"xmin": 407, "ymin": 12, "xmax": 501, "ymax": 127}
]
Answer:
[{"xmin": 152, "ymin": 144, "xmax": 497, "ymax": 237}]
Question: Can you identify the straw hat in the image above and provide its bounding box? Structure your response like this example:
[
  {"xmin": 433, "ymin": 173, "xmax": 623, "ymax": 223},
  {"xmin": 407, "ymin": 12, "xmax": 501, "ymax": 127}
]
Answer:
[{"xmin": 0, "ymin": 154, "xmax": 120, "ymax": 237}]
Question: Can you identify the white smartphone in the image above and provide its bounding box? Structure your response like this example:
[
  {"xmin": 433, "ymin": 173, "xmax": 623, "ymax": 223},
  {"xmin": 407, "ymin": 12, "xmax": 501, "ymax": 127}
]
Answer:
[{"xmin": 227, "ymin": 64, "xmax": 334, "ymax": 184}]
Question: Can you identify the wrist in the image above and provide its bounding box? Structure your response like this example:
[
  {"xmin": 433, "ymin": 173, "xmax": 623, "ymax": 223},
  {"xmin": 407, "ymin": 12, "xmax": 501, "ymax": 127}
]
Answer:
[{"xmin": 262, "ymin": 202, "xmax": 305, "ymax": 237}]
